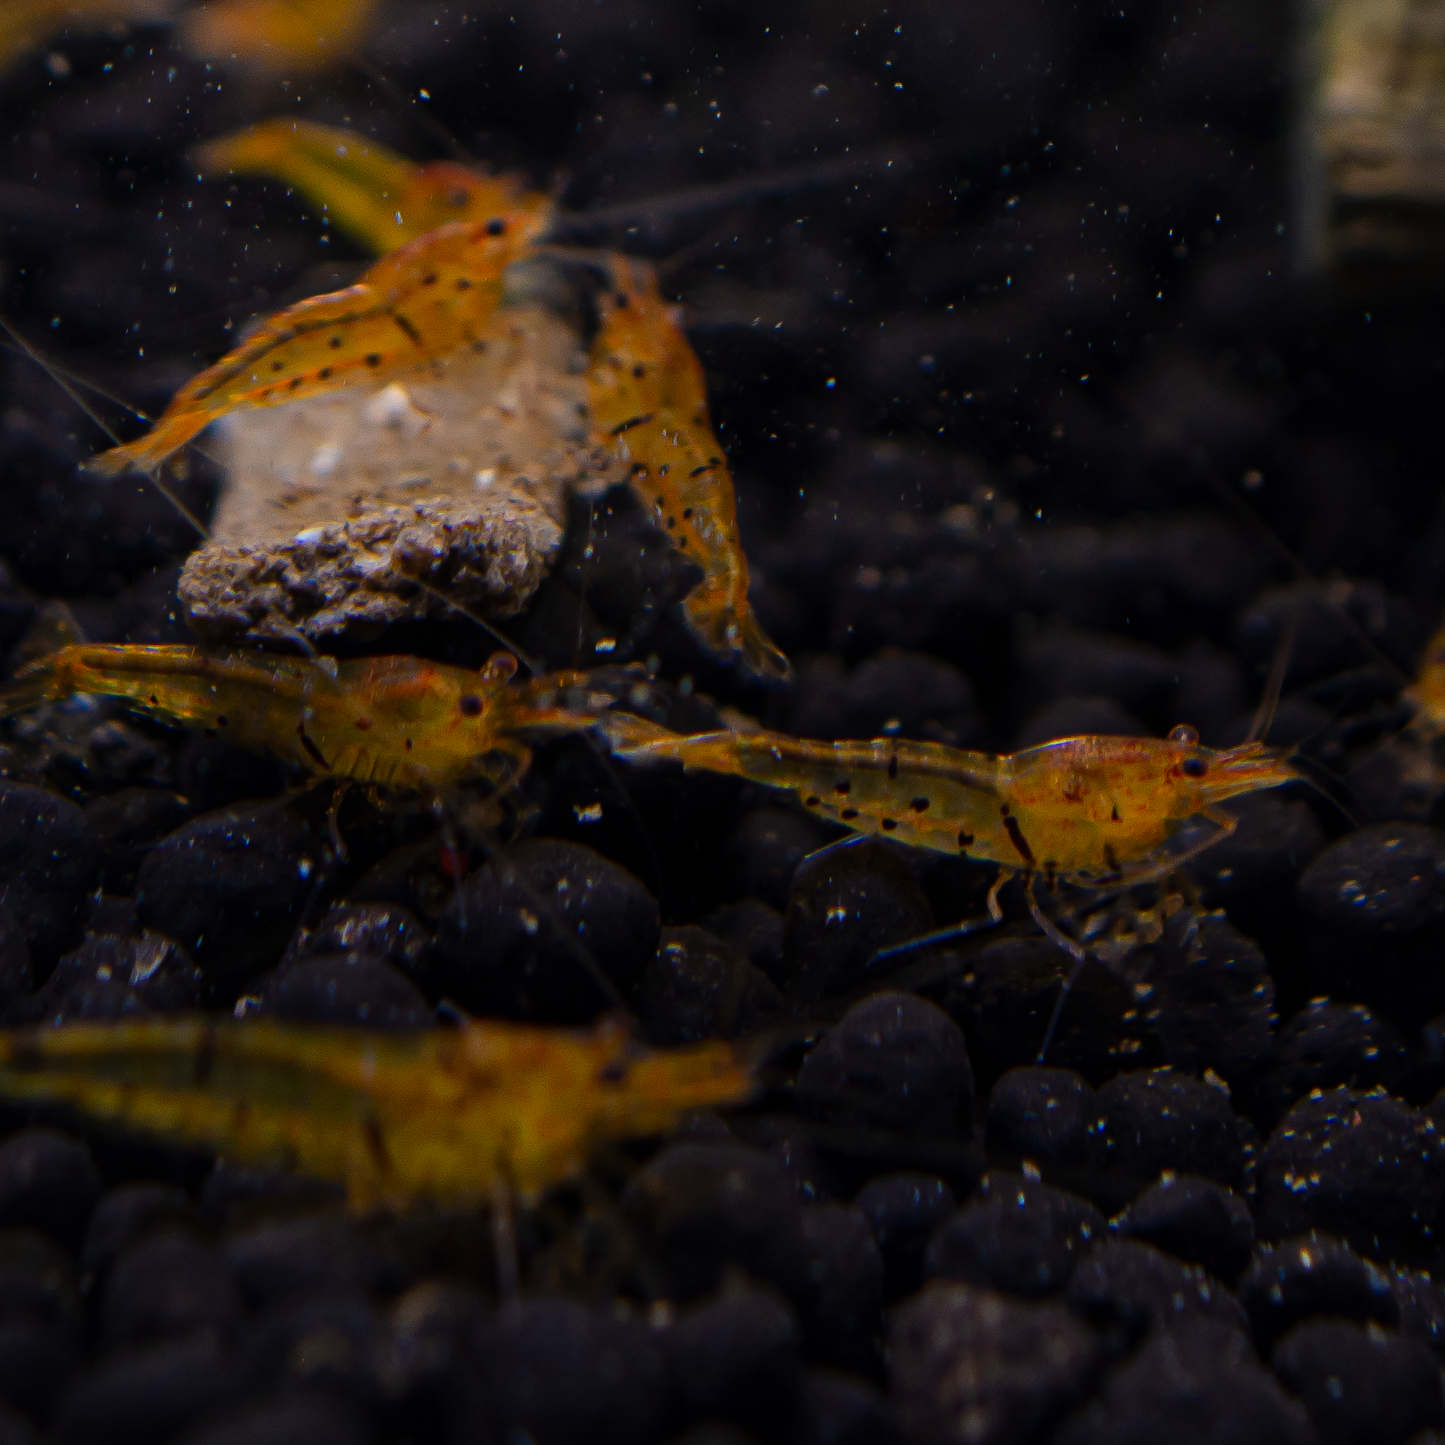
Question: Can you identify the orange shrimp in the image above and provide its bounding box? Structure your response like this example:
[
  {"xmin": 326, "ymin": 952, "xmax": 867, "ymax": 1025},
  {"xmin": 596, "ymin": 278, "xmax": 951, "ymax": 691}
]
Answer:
[
  {"xmin": 99, "ymin": 120, "xmax": 789, "ymax": 680},
  {"xmin": 1406, "ymin": 617, "xmax": 1445, "ymax": 740},
  {"xmin": 1, "ymin": 644, "xmax": 618, "ymax": 792},
  {"xmin": 588, "ymin": 256, "xmax": 790, "ymax": 681},
  {"xmin": 86, "ymin": 213, "xmax": 548, "ymax": 480},
  {"xmin": 0, "ymin": 1014, "xmax": 753, "ymax": 1209},
  {"xmin": 191, "ymin": 118, "xmax": 552, "ymax": 253},
  {"xmin": 177, "ymin": 0, "xmax": 381, "ymax": 74},
  {"xmin": 602, "ymin": 713, "xmax": 1302, "ymax": 947}
]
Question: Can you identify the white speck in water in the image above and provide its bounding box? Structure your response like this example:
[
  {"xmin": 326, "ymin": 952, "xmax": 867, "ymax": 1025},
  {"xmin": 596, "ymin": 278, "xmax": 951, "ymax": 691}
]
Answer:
[
  {"xmin": 298, "ymin": 858, "xmax": 313, "ymax": 879},
  {"xmin": 474, "ymin": 468, "xmax": 497, "ymax": 490},
  {"xmin": 309, "ymin": 441, "xmax": 343, "ymax": 476},
  {"xmin": 574, "ymin": 802, "xmax": 603, "ymax": 823},
  {"xmin": 520, "ymin": 908, "xmax": 539, "ymax": 935},
  {"xmin": 594, "ymin": 637, "xmax": 617, "ymax": 653}
]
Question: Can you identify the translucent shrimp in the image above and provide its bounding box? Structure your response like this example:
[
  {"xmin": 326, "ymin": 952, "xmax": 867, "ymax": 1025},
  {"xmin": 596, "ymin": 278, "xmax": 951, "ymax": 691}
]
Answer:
[
  {"xmin": 1, "ymin": 644, "xmax": 618, "ymax": 793},
  {"xmin": 112, "ymin": 119, "xmax": 789, "ymax": 680},
  {"xmin": 602, "ymin": 713, "xmax": 1302, "ymax": 943},
  {"xmin": 85, "ymin": 213, "xmax": 548, "ymax": 479},
  {"xmin": 191, "ymin": 118, "xmax": 552, "ymax": 253},
  {"xmin": 0, "ymin": 1014, "xmax": 753, "ymax": 1210},
  {"xmin": 588, "ymin": 256, "xmax": 790, "ymax": 681},
  {"xmin": 1406, "ymin": 617, "xmax": 1445, "ymax": 740}
]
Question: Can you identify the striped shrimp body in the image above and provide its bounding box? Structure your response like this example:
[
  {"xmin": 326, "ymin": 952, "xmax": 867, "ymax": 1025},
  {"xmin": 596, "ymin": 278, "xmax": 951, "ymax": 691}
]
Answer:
[
  {"xmin": 588, "ymin": 256, "xmax": 789, "ymax": 681},
  {"xmin": 2, "ymin": 644, "xmax": 616, "ymax": 793},
  {"xmin": 0, "ymin": 1014, "xmax": 753, "ymax": 1210},
  {"xmin": 603, "ymin": 715, "xmax": 1301, "ymax": 897}
]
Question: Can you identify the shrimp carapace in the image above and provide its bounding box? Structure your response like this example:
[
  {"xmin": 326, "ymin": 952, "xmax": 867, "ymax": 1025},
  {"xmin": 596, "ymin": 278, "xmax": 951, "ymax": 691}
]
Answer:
[
  {"xmin": 118, "ymin": 118, "xmax": 790, "ymax": 681},
  {"xmin": 1, "ymin": 643, "xmax": 620, "ymax": 792},
  {"xmin": 0, "ymin": 1015, "xmax": 754, "ymax": 1210},
  {"xmin": 602, "ymin": 715, "xmax": 1303, "ymax": 889},
  {"xmin": 192, "ymin": 118, "xmax": 552, "ymax": 253}
]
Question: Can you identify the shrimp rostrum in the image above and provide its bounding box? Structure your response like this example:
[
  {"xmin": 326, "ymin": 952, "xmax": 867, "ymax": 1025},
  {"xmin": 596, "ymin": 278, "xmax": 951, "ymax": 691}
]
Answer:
[
  {"xmin": 601, "ymin": 713, "xmax": 1303, "ymax": 954},
  {"xmin": 1, "ymin": 643, "xmax": 622, "ymax": 793}
]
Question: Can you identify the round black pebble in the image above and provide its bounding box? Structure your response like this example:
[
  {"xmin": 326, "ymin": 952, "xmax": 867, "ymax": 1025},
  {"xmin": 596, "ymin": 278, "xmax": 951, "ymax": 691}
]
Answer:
[
  {"xmin": 1098, "ymin": 1069, "xmax": 1244, "ymax": 1197},
  {"xmin": 1053, "ymin": 1317, "xmax": 1314, "ymax": 1445},
  {"xmin": 0, "ymin": 784, "xmax": 98, "ymax": 965},
  {"xmin": 1237, "ymin": 1234, "xmax": 1400, "ymax": 1352},
  {"xmin": 1389, "ymin": 1265, "xmax": 1445, "ymax": 1359},
  {"xmin": 1065, "ymin": 1238, "xmax": 1247, "ymax": 1345},
  {"xmin": 1145, "ymin": 910, "xmax": 1276, "ymax": 1092},
  {"xmin": 888, "ymin": 1281, "xmax": 1102, "ymax": 1444},
  {"xmin": 176, "ymin": 1391, "xmax": 375, "ymax": 1445},
  {"xmin": 477, "ymin": 1297, "xmax": 670, "ymax": 1445},
  {"xmin": 0, "ymin": 1310, "xmax": 73, "ymax": 1427},
  {"xmin": 703, "ymin": 899, "xmax": 786, "ymax": 987},
  {"xmin": 0, "ymin": 907, "xmax": 31, "ymax": 1012},
  {"xmin": 81, "ymin": 1184, "xmax": 194, "ymax": 1282},
  {"xmin": 730, "ymin": 809, "xmax": 835, "ymax": 913},
  {"xmin": 97, "ymin": 1231, "xmax": 242, "ymax": 1351},
  {"xmin": 246, "ymin": 1294, "xmax": 383, "ymax": 1405},
  {"xmin": 434, "ymin": 839, "xmax": 659, "ymax": 1022},
  {"xmin": 949, "ymin": 937, "xmax": 1149, "ymax": 1085},
  {"xmin": 1112, "ymin": 1174, "xmax": 1256, "ymax": 1282},
  {"xmin": 55, "ymin": 1335, "xmax": 244, "ymax": 1445},
  {"xmin": 1272, "ymin": 1318, "xmax": 1443, "ymax": 1445},
  {"xmin": 794, "ymin": 991, "xmax": 973, "ymax": 1137},
  {"xmin": 1255, "ymin": 1087, "xmax": 1445, "ymax": 1263},
  {"xmin": 620, "ymin": 1143, "xmax": 810, "ymax": 1304},
  {"xmin": 1263, "ymin": 999, "xmax": 1409, "ymax": 1129},
  {"xmin": 0, "ymin": 1130, "xmax": 101, "ymax": 1251},
  {"xmin": 1298, "ymin": 824, "xmax": 1445, "ymax": 1016},
  {"xmin": 924, "ymin": 1173, "xmax": 1106, "ymax": 1298},
  {"xmin": 799, "ymin": 1204, "xmax": 885, "ymax": 1372},
  {"xmin": 133, "ymin": 803, "xmax": 318, "ymax": 992},
  {"xmin": 19, "ymin": 931, "xmax": 202, "ymax": 1023},
  {"xmin": 255, "ymin": 951, "xmax": 430, "ymax": 1029},
  {"xmin": 785, "ymin": 1368, "xmax": 892, "ymax": 1445},
  {"xmin": 0, "ymin": 1229, "xmax": 80, "ymax": 1329},
  {"xmin": 292, "ymin": 901, "xmax": 433, "ymax": 982},
  {"xmin": 1299, "ymin": 823, "xmax": 1445, "ymax": 937},
  {"xmin": 637, "ymin": 926, "xmax": 780, "ymax": 1045},
  {"xmin": 854, "ymin": 1173, "xmax": 956, "ymax": 1302},
  {"xmin": 781, "ymin": 842, "xmax": 934, "ymax": 1003},
  {"xmin": 986, "ymin": 1066, "xmax": 1105, "ymax": 1174},
  {"xmin": 667, "ymin": 1285, "xmax": 800, "ymax": 1433},
  {"xmin": 222, "ymin": 1215, "xmax": 400, "ymax": 1310}
]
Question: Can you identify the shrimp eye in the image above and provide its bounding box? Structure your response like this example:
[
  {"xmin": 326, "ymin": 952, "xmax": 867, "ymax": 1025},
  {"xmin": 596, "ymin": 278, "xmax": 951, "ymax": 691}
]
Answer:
[
  {"xmin": 1169, "ymin": 724, "xmax": 1200, "ymax": 745},
  {"xmin": 459, "ymin": 695, "xmax": 483, "ymax": 717},
  {"xmin": 1182, "ymin": 756, "xmax": 1208, "ymax": 778}
]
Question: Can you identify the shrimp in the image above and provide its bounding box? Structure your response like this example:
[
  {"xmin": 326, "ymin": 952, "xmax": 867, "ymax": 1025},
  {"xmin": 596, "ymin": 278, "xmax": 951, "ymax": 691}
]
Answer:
[
  {"xmin": 1406, "ymin": 617, "xmax": 1445, "ymax": 739},
  {"xmin": 601, "ymin": 713, "xmax": 1302, "ymax": 947},
  {"xmin": 588, "ymin": 256, "xmax": 790, "ymax": 681},
  {"xmin": 191, "ymin": 118, "xmax": 552, "ymax": 253},
  {"xmin": 85, "ymin": 214, "xmax": 549, "ymax": 480},
  {"xmin": 1, "ymin": 643, "xmax": 619, "ymax": 793},
  {"xmin": 94, "ymin": 120, "xmax": 789, "ymax": 680},
  {"xmin": 0, "ymin": 1014, "xmax": 753, "ymax": 1210}
]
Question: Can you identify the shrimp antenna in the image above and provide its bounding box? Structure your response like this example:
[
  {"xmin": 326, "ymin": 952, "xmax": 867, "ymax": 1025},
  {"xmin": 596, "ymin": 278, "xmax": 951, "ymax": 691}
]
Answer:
[
  {"xmin": 0, "ymin": 333, "xmax": 153, "ymax": 426},
  {"xmin": 1246, "ymin": 606, "xmax": 1297, "ymax": 744},
  {"xmin": 402, "ymin": 575, "xmax": 541, "ymax": 675},
  {"xmin": 0, "ymin": 315, "xmax": 210, "ymax": 541}
]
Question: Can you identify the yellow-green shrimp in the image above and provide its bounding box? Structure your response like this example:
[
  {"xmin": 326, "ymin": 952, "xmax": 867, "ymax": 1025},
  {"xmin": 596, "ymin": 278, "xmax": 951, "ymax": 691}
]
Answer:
[
  {"xmin": 603, "ymin": 714, "xmax": 1302, "ymax": 920},
  {"xmin": 0, "ymin": 1014, "xmax": 753, "ymax": 1210},
  {"xmin": 2, "ymin": 644, "xmax": 616, "ymax": 793}
]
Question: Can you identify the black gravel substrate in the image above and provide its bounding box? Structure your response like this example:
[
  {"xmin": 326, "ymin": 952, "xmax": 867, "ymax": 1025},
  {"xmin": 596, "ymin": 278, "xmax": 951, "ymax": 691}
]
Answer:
[{"xmin": 2, "ymin": 2, "xmax": 1445, "ymax": 1443}]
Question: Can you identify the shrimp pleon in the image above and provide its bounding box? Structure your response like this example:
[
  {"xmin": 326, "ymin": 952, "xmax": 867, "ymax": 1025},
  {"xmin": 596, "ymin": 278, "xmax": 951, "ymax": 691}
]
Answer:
[
  {"xmin": 589, "ymin": 257, "xmax": 791, "ymax": 682},
  {"xmin": 192, "ymin": 119, "xmax": 551, "ymax": 253},
  {"xmin": 1, "ymin": 644, "xmax": 619, "ymax": 792},
  {"xmin": 87, "ymin": 213, "xmax": 547, "ymax": 479},
  {"xmin": 602, "ymin": 714, "xmax": 1301, "ymax": 888},
  {"xmin": 0, "ymin": 1016, "xmax": 754, "ymax": 1210}
]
